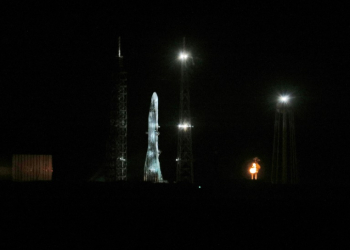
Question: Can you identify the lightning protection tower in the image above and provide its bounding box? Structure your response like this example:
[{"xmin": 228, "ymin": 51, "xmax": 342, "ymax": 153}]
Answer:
[
  {"xmin": 106, "ymin": 37, "xmax": 127, "ymax": 181},
  {"xmin": 176, "ymin": 37, "xmax": 194, "ymax": 183},
  {"xmin": 271, "ymin": 96, "xmax": 297, "ymax": 184}
]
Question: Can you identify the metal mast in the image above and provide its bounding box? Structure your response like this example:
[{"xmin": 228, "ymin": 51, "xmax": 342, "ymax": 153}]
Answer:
[
  {"xmin": 271, "ymin": 96, "xmax": 297, "ymax": 184},
  {"xmin": 176, "ymin": 37, "xmax": 194, "ymax": 183},
  {"xmin": 106, "ymin": 37, "xmax": 127, "ymax": 181}
]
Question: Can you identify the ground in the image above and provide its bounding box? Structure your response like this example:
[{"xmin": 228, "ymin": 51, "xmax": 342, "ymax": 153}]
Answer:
[{"xmin": 1, "ymin": 181, "xmax": 348, "ymax": 248}]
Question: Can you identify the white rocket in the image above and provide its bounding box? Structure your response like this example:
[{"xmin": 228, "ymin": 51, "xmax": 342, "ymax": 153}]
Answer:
[{"xmin": 144, "ymin": 92, "xmax": 163, "ymax": 182}]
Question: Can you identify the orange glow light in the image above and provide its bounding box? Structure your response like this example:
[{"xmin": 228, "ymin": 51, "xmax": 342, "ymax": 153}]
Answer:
[{"xmin": 249, "ymin": 167, "xmax": 256, "ymax": 174}]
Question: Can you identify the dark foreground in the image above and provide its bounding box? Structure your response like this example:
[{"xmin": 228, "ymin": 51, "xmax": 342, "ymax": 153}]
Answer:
[{"xmin": 1, "ymin": 180, "xmax": 348, "ymax": 248}]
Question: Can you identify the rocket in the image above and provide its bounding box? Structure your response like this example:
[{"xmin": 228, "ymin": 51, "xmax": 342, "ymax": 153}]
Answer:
[{"xmin": 144, "ymin": 92, "xmax": 163, "ymax": 182}]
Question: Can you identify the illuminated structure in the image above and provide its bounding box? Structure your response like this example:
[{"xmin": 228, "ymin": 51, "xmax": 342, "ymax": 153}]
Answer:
[
  {"xmin": 12, "ymin": 155, "xmax": 53, "ymax": 181},
  {"xmin": 271, "ymin": 95, "xmax": 297, "ymax": 184},
  {"xmin": 144, "ymin": 92, "xmax": 163, "ymax": 182},
  {"xmin": 249, "ymin": 157, "xmax": 261, "ymax": 180},
  {"xmin": 106, "ymin": 37, "xmax": 127, "ymax": 181},
  {"xmin": 176, "ymin": 37, "xmax": 194, "ymax": 183}
]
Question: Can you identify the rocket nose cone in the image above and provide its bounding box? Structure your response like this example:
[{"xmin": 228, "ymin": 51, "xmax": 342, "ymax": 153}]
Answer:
[{"xmin": 152, "ymin": 92, "xmax": 158, "ymax": 100}]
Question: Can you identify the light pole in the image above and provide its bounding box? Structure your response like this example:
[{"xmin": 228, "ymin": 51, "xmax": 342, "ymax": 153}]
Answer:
[
  {"xmin": 176, "ymin": 37, "xmax": 194, "ymax": 183},
  {"xmin": 271, "ymin": 95, "xmax": 297, "ymax": 184}
]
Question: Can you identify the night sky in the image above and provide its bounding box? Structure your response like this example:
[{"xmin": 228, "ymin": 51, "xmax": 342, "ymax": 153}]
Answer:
[{"xmin": 2, "ymin": 3, "xmax": 349, "ymax": 183}]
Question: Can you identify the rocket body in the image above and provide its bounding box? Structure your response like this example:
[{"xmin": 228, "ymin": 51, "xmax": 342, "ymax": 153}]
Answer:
[{"xmin": 144, "ymin": 92, "xmax": 163, "ymax": 182}]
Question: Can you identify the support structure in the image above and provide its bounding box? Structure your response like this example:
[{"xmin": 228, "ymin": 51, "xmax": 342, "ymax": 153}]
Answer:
[
  {"xmin": 144, "ymin": 93, "xmax": 163, "ymax": 183},
  {"xmin": 271, "ymin": 97, "xmax": 297, "ymax": 184},
  {"xmin": 176, "ymin": 37, "xmax": 194, "ymax": 183},
  {"xmin": 106, "ymin": 37, "xmax": 127, "ymax": 181}
]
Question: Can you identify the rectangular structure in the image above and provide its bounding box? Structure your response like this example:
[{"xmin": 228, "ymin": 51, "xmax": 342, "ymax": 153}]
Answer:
[{"xmin": 12, "ymin": 155, "xmax": 53, "ymax": 181}]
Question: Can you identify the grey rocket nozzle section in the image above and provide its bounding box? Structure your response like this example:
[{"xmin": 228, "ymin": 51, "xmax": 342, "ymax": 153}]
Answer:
[{"xmin": 144, "ymin": 92, "xmax": 163, "ymax": 182}]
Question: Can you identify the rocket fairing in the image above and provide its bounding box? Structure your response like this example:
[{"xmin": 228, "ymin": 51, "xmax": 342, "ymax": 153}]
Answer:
[{"xmin": 144, "ymin": 92, "xmax": 163, "ymax": 182}]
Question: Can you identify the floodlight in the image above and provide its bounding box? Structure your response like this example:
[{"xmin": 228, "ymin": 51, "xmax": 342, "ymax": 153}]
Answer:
[
  {"xmin": 178, "ymin": 124, "xmax": 192, "ymax": 129},
  {"xmin": 179, "ymin": 53, "xmax": 188, "ymax": 60},
  {"xmin": 279, "ymin": 95, "xmax": 289, "ymax": 103}
]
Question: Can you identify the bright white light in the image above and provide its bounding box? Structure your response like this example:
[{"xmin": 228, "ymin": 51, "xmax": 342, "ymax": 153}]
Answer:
[
  {"xmin": 178, "ymin": 124, "xmax": 192, "ymax": 129},
  {"xmin": 179, "ymin": 53, "xmax": 188, "ymax": 60},
  {"xmin": 176, "ymin": 158, "xmax": 180, "ymax": 162},
  {"xmin": 279, "ymin": 95, "xmax": 289, "ymax": 103}
]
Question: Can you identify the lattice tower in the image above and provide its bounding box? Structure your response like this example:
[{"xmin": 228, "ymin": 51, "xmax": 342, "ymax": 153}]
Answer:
[{"xmin": 106, "ymin": 37, "xmax": 127, "ymax": 181}]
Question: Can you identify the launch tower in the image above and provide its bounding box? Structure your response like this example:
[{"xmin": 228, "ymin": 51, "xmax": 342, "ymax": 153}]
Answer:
[{"xmin": 106, "ymin": 37, "xmax": 127, "ymax": 181}]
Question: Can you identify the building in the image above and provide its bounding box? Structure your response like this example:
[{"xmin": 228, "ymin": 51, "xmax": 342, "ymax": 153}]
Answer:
[{"xmin": 0, "ymin": 154, "xmax": 53, "ymax": 181}]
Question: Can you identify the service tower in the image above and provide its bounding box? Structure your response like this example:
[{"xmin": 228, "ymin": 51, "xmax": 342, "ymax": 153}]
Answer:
[
  {"xmin": 176, "ymin": 37, "xmax": 194, "ymax": 183},
  {"xmin": 271, "ymin": 96, "xmax": 297, "ymax": 184},
  {"xmin": 106, "ymin": 37, "xmax": 127, "ymax": 181},
  {"xmin": 144, "ymin": 92, "xmax": 163, "ymax": 182}
]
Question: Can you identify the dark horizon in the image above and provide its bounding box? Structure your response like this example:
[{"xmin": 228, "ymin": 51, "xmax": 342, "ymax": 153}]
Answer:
[{"xmin": 2, "ymin": 3, "xmax": 349, "ymax": 184}]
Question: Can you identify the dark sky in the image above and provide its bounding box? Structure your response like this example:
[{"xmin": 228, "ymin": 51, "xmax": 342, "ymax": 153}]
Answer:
[{"xmin": 2, "ymin": 3, "xmax": 349, "ymax": 183}]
